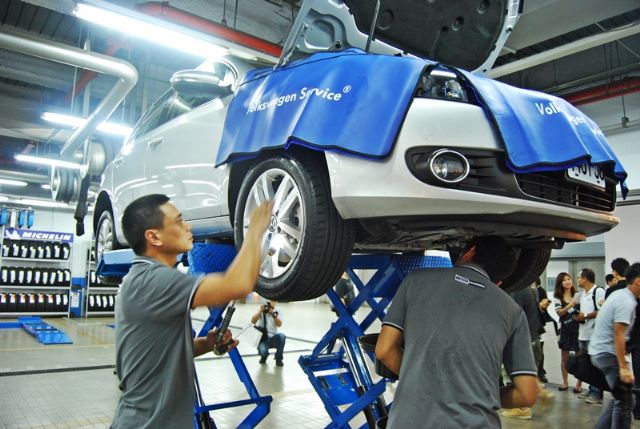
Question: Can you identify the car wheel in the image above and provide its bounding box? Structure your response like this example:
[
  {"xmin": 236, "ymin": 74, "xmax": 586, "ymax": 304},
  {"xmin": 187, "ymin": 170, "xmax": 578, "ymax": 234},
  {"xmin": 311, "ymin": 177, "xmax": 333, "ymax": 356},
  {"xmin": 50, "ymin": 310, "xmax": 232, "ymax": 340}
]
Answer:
[
  {"xmin": 500, "ymin": 247, "xmax": 552, "ymax": 294},
  {"xmin": 95, "ymin": 209, "xmax": 123, "ymax": 285},
  {"xmin": 234, "ymin": 152, "xmax": 355, "ymax": 301}
]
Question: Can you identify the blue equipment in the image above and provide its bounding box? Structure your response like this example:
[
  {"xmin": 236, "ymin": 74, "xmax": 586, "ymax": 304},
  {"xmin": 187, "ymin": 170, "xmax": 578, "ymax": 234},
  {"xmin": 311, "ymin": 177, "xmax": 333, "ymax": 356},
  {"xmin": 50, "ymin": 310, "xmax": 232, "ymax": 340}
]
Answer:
[
  {"xmin": 96, "ymin": 243, "xmax": 272, "ymax": 429},
  {"xmin": 299, "ymin": 253, "xmax": 451, "ymax": 428}
]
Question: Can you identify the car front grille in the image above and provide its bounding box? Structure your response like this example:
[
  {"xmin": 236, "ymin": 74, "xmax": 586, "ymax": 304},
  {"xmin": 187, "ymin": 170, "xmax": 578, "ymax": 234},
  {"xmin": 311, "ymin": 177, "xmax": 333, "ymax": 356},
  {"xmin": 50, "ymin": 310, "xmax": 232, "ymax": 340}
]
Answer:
[{"xmin": 516, "ymin": 171, "xmax": 616, "ymax": 212}]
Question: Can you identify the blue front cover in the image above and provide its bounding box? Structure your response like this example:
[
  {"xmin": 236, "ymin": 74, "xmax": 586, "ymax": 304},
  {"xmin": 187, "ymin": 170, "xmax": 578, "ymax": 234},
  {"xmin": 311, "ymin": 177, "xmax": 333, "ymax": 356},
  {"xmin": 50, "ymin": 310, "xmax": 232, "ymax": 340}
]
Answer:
[
  {"xmin": 218, "ymin": 49, "xmax": 431, "ymax": 165},
  {"xmin": 462, "ymin": 71, "xmax": 628, "ymax": 196},
  {"xmin": 218, "ymin": 48, "xmax": 627, "ymax": 196}
]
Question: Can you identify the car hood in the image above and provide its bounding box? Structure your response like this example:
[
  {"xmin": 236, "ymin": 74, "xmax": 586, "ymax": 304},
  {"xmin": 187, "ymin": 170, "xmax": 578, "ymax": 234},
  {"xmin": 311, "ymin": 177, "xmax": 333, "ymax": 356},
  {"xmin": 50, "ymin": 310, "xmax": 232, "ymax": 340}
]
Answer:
[{"xmin": 280, "ymin": 0, "xmax": 522, "ymax": 73}]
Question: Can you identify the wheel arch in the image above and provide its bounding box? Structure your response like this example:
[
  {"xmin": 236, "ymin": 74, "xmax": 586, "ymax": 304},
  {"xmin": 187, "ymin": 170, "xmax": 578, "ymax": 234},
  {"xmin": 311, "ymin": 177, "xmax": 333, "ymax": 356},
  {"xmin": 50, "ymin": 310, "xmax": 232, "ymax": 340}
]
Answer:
[{"xmin": 227, "ymin": 146, "xmax": 329, "ymax": 225}]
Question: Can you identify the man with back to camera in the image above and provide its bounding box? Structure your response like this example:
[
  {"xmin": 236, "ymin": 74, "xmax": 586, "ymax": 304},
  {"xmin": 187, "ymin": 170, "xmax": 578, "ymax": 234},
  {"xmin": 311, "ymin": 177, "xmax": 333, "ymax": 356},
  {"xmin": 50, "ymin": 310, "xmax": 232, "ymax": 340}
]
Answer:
[
  {"xmin": 574, "ymin": 267, "xmax": 606, "ymax": 404},
  {"xmin": 606, "ymin": 258, "xmax": 629, "ymax": 299},
  {"xmin": 111, "ymin": 194, "xmax": 272, "ymax": 429},
  {"xmin": 375, "ymin": 236, "xmax": 539, "ymax": 429},
  {"xmin": 589, "ymin": 263, "xmax": 640, "ymax": 428}
]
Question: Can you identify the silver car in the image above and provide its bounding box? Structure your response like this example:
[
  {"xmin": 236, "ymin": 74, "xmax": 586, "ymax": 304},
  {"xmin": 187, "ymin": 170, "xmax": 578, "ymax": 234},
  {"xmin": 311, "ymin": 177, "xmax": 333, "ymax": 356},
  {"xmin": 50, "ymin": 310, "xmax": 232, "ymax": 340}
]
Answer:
[{"xmin": 94, "ymin": 0, "xmax": 625, "ymax": 301}]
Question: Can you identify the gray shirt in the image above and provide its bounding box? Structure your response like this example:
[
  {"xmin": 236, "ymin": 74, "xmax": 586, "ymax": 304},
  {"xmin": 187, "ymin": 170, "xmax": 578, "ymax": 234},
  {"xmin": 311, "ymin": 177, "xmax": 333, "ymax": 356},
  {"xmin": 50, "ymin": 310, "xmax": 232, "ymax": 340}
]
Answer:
[
  {"xmin": 382, "ymin": 264, "xmax": 537, "ymax": 429},
  {"xmin": 112, "ymin": 256, "xmax": 203, "ymax": 429},
  {"xmin": 589, "ymin": 287, "xmax": 637, "ymax": 356}
]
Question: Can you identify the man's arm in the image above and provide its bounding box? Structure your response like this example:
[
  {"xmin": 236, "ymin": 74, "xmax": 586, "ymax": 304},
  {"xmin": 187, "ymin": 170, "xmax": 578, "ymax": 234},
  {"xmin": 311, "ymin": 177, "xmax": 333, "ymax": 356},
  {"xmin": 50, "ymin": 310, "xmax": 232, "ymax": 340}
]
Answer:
[
  {"xmin": 614, "ymin": 322, "xmax": 634, "ymax": 384},
  {"xmin": 500, "ymin": 375, "xmax": 539, "ymax": 408},
  {"xmin": 251, "ymin": 305, "xmax": 265, "ymax": 324},
  {"xmin": 192, "ymin": 202, "xmax": 272, "ymax": 308},
  {"xmin": 375, "ymin": 325, "xmax": 404, "ymax": 376}
]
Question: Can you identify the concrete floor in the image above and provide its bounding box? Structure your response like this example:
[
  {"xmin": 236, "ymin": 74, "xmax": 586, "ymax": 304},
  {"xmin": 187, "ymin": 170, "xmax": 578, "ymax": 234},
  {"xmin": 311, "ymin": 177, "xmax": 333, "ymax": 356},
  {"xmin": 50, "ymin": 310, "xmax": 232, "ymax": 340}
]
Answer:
[{"xmin": 0, "ymin": 301, "xmax": 638, "ymax": 429}]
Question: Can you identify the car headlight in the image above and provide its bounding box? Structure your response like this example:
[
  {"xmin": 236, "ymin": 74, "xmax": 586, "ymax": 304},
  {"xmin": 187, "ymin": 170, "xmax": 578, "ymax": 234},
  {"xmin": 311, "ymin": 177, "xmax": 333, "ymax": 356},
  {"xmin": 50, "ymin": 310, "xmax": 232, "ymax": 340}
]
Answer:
[{"xmin": 428, "ymin": 149, "xmax": 469, "ymax": 184}]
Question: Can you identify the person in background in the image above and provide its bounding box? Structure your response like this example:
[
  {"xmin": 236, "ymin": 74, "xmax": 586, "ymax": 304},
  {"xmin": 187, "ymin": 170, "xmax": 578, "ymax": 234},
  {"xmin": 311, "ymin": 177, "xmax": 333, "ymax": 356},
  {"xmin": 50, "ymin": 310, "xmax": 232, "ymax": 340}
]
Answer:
[
  {"xmin": 575, "ymin": 267, "xmax": 606, "ymax": 404},
  {"xmin": 112, "ymin": 194, "xmax": 272, "ymax": 429},
  {"xmin": 607, "ymin": 274, "xmax": 619, "ymax": 290},
  {"xmin": 334, "ymin": 272, "xmax": 356, "ymax": 308},
  {"xmin": 589, "ymin": 263, "xmax": 640, "ymax": 428},
  {"xmin": 553, "ymin": 272, "xmax": 581, "ymax": 392},
  {"xmin": 376, "ymin": 236, "xmax": 539, "ymax": 428},
  {"xmin": 251, "ymin": 300, "xmax": 286, "ymax": 367},
  {"xmin": 534, "ymin": 278, "xmax": 553, "ymax": 383},
  {"xmin": 606, "ymin": 258, "xmax": 629, "ymax": 299}
]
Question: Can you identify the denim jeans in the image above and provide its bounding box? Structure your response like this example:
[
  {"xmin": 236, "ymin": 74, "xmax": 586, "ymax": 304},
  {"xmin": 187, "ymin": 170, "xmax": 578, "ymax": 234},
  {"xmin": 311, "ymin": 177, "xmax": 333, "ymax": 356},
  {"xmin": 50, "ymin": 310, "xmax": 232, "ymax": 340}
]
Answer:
[
  {"xmin": 580, "ymin": 340, "xmax": 603, "ymax": 399},
  {"xmin": 591, "ymin": 352, "xmax": 632, "ymax": 429},
  {"xmin": 258, "ymin": 332, "xmax": 286, "ymax": 361}
]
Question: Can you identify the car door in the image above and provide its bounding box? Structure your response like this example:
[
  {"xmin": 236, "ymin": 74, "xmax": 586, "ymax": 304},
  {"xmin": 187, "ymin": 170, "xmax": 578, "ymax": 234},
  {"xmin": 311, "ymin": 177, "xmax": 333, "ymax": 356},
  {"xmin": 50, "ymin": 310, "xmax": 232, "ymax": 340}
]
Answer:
[
  {"xmin": 111, "ymin": 91, "xmax": 173, "ymax": 221},
  {"xmin": 143, "ymin": 82, "xmax": 233, "ymax": 224}
]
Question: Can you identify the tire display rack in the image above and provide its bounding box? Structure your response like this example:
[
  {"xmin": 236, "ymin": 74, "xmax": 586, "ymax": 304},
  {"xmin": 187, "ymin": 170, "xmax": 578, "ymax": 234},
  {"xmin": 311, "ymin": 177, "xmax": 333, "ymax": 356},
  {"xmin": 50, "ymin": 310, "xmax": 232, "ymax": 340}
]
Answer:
[
  {"xmin": 0, "ymin": 226, "xmax": 73, "ymax": 317},
  {"xmin": 85, "ymin": 245, "xmax": 118, "ymax": 316}
]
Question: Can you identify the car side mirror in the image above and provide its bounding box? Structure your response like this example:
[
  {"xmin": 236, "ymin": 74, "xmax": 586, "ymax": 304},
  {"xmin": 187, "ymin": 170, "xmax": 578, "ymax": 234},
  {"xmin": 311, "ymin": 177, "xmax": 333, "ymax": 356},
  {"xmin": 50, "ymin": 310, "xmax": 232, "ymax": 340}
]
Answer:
[{"xmin": 170, "ymin": 70, "xmax": 233, "ymax": 98}]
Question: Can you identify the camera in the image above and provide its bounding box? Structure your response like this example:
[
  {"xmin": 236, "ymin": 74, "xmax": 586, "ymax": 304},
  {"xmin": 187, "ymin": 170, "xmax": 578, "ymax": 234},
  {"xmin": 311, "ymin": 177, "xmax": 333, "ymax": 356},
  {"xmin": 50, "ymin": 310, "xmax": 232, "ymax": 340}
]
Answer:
[{"xmin": 262, "ymin": 302, "xmax": 273, "ymax": 314}]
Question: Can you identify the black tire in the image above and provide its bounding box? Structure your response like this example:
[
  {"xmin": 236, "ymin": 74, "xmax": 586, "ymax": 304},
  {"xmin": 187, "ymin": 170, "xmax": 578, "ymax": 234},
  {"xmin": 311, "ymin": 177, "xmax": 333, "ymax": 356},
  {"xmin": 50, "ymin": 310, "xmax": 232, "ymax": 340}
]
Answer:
[
  {"xmin": 234, "ymin": 152, "xmax": 355, "ymax": 302},
  {"xmin": 95, "ymin": 209, "xmax": 124, "ymax": 285},
  {"xmin": 500, "ymin": 248, "xmax": 552, "ymax": 294}
]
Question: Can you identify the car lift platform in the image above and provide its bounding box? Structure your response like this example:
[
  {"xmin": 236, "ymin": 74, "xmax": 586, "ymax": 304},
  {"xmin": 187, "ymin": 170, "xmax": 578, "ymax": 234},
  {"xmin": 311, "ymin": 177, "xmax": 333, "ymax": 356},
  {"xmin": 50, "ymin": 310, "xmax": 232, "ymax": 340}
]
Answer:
[
  {"xmin": 97, "ymin": 243, "xmax": 272, "ymax": 429},
  {"xmin": 299, "ymin": 253, "xmax": 451, "ymax": 429},
  {"xmin": 0, "ymin": 316, "xmax": 73, "ymax": 345}
]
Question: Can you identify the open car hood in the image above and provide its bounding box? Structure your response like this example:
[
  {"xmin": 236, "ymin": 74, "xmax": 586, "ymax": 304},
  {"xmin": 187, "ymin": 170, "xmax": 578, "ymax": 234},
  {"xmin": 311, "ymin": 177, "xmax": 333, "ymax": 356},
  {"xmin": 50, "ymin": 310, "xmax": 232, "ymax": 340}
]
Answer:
[{"xmin": 280, "ymin": 0, "xmax": 523, "ymax": 73}]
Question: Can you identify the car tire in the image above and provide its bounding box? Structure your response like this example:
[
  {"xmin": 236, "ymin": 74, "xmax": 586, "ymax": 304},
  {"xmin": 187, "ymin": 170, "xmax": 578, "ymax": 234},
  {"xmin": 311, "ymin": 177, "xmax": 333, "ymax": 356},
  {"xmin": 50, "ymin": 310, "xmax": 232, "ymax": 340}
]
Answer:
[
  {"xmin": 500, "ymin": 247, "xmax": 552, "ymax": 294},
  {"xmin": 234, "ymin": 152, "xmax": 355, "ymax": 301},
  {"xmin": 95, "ymin": 209, "xmax": 123, "ymax": 285}
]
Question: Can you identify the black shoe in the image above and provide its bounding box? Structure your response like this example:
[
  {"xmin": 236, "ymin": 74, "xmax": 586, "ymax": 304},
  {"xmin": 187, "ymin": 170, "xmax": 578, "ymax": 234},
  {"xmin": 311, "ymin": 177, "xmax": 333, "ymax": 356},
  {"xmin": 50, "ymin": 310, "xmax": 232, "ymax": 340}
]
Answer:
[
  {"xmin": 259, "ymin": 357, "xmax": 267, "ymax": 364},
  {"xmin": 539, "ymin": 376, "xmax": 548, "ymax": 383},
  {"xmin": 275, "ymin": 359, "xmax": 283, "ymax": 367}
]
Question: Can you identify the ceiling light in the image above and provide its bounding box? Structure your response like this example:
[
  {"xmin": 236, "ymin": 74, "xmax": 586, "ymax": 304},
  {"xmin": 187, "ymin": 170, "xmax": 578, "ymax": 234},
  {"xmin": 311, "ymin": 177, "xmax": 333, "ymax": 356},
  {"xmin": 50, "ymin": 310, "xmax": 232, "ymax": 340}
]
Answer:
[
  {"xmin": 42, "ymin": 112, "xmax": 132, "ymax": 137},
  {"xmin": 41, "ymin": 184, "xmax": 51, "ymax": 190},
  {"xmin": 15, "ymin": 154, "xmax": 81, "ymax": 170},
  {"xmin": 3, "ymin": 198, "xmax": 70, "ymax": 209},
  {"xmin": 0, "ymin": 179, "xmax": 28, "ymax": 187},
  {"xmin": 74, "ymin": 3, "xmax": 228, "ymax": 59}
]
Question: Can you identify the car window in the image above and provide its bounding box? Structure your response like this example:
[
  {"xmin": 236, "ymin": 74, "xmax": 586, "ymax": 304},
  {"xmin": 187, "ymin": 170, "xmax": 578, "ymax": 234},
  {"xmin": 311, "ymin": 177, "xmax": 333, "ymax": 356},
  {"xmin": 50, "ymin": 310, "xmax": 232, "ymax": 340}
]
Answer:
[{"xmin": 130, "ymin": 90, "xmax": 174, "ymax": 140}]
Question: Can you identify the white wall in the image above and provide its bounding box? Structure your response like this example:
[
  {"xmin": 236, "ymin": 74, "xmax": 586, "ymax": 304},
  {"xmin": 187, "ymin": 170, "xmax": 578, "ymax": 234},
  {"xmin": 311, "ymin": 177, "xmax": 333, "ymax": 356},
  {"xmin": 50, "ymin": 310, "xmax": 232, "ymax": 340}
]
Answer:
[
  {"xmin": 604, "ymin": 203, "xmax": 640, "ymax": 270},
  {"xmin": 606, "ymin": 128, "xmax": 640, "ymax": 191}
]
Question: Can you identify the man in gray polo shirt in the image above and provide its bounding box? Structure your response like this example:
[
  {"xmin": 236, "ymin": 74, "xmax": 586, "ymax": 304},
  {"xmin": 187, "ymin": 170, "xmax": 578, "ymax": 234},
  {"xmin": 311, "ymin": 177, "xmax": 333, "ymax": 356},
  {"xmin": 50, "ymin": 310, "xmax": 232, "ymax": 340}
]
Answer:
[
  {"xmin": 111, "ymin": 194, "xmax": 272, "ymax": 429},
  {"xmin": 589, "ymin": 263, "xmax": 640, "ymax": 429},
  {"xmin": 376, "ymin": 236, "xmax": 539, "ymax": 429}
]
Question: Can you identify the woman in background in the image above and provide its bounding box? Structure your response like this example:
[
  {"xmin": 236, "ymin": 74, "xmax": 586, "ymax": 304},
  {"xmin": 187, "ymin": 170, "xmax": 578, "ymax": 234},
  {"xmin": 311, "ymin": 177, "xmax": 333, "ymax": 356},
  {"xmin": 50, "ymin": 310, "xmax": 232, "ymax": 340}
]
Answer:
[{"xmin": 553, "ymin": 272, "xmax": 582, "ymax": 392}]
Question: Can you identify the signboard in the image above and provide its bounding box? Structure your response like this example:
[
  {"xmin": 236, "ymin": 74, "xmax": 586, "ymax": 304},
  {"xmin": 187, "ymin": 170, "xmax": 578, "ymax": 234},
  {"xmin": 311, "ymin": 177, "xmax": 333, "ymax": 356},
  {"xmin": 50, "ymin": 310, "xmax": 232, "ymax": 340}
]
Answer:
[{"xmin": 3, "ymin": 228, "xmax": 74, "ymax": 244}]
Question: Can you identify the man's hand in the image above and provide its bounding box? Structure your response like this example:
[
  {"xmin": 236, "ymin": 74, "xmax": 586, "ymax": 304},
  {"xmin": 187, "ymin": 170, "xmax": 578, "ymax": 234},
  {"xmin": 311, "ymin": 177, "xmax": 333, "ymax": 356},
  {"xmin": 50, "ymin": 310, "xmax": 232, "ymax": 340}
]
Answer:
[
  {"xmin": 539, "ymin": 298, "xmax": 550, "ymax": 311},
  {"xmin": 620, "ymin": 367, "xmax": 634, "ymax": 384},
  {"xmin": 205, "ymin": 328, "xmax": 239, "ymax": 354},
  {"xmin": 247, "ymin": 201, "xmax": 274, "ymax": 240},
  {"xmin": 574, "ymin": 312, "xmax": 586, "ymax": 323}
]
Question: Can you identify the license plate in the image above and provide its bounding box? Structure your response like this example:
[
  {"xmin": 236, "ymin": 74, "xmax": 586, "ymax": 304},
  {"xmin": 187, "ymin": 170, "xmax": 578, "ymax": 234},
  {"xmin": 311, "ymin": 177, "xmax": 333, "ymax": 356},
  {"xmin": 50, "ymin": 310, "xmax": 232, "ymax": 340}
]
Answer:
[{"xmin": 567, "ymin": 162, "xmax": 606, "ymax": 189}]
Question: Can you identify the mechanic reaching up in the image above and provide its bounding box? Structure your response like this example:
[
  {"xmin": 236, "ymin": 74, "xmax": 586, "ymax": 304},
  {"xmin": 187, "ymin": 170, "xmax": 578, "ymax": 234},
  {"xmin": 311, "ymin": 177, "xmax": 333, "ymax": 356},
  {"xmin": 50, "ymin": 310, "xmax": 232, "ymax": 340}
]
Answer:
[
  {"xmin": 111, "ymin": 194, "xmax": 272, "ymax": 429},
  {"xmin": 376, "ymin": 236, "xmax": 540, "ymax": 429}
]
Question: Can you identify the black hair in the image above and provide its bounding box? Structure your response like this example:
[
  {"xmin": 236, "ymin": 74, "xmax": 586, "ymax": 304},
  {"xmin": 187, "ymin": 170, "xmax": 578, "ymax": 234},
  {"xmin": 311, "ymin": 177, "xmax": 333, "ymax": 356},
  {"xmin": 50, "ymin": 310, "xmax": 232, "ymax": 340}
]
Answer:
[
  {"xmin": 611, "ymin": 258, "xmax": 630, "ymax": 277},
  {"xmin": 580, "ymin": 268, "xmax": 596, "ymax": 284},
  {"xmin": 605, "ymin": 274, "xmax": 615, "ymax": 284},
  {"xmin": 624, "ymin": 263, "xmax": 640, "ymax": 285},
  {"xmin": 470, "ymin": 236, "xmax": 518, "ymax": 283},
  {"xmin": 553, "ymin": 272, "xmax": 574, "ymax": 300},
  {"xmin": 122, "ymin": 194, "xmax": 170, "ymax": 255}
]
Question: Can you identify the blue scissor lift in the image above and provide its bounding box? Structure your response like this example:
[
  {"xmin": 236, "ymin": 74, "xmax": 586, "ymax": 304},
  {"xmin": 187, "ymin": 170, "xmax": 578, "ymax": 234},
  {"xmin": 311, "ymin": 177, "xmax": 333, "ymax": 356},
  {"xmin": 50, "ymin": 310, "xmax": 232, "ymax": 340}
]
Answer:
[
  {"xmin": 97, "ymin": 244, "xmax": 272, "ymax": 429},
  {"xmin": 299, "ymin": 253, "xmax": 451, "ymax": 429}
]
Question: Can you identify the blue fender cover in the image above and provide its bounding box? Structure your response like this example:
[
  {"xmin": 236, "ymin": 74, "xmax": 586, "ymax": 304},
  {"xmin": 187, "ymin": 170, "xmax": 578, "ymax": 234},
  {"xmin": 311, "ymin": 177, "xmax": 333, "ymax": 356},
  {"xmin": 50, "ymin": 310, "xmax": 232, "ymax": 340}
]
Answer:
[
  {"xmin": 218, "ymin": 48, "xmax": 627, "ymax": 196},
  {"xmin": 217, "ymin": 48, "xmax": 432, "ymax": 165}
]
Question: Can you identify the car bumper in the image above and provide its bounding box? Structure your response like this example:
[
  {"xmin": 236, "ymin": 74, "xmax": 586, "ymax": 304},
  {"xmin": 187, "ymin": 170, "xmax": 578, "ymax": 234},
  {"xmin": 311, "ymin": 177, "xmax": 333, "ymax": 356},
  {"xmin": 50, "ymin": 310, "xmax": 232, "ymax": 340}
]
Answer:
[{"xmin": 325, "ymin": 98, "xmax": 618, "ymax": 238}]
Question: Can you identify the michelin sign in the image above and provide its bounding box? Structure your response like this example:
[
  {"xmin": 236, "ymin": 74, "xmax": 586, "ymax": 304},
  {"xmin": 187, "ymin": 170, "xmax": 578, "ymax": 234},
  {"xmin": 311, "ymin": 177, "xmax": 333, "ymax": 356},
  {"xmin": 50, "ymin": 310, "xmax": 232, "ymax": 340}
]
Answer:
[{"xmin": 4, "ymin": 228, "xmax": 74, "ymax": 243}]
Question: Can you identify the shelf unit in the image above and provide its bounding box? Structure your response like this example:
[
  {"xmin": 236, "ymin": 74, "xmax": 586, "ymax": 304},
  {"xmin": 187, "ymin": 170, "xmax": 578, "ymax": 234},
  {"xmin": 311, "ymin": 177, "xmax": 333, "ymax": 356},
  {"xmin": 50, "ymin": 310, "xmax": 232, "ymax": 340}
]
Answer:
[
  {"xmin": 0, "ymin": 227, "xmax": 73, "ymax": 317},
  {"xmin": 84, "ymin": 244, "xmax": 118, "ymax": 316}
]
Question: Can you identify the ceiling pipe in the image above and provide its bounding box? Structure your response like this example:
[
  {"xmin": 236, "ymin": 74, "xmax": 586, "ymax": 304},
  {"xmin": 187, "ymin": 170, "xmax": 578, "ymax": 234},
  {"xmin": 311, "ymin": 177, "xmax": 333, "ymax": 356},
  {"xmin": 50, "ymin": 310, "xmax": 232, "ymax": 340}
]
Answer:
[
  {"xmin": 0, "ymin": 169, "xmax": 49, "ymax": 184},
  {"xmin": 489, "ymin": 22, "xmax": 640, "ymax": 78},
  {"xmin": 0, "ymin": 27, "xmax": 138, "ymax": 159},
  {"xmin": 136, "ymin": 1, "xmax": 283, "ymax": 58},
  {"xmin": 64, "ymin": 39, "xmax": 129, "ymax": 103},
  {"xmin": 563, "ymin": 77, "xmax": 640, "ymax": 106}
]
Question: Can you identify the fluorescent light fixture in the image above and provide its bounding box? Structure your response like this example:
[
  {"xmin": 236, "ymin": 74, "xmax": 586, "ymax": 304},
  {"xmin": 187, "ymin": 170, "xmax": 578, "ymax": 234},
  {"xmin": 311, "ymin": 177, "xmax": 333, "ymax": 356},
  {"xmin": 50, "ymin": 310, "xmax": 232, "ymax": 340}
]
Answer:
[
  {"xmin": 15, "ymin": 154, "xmax": 82, "ymax": 170},
  {"xmin": 0, "ymin": 179, "xmax": 28, "ymax": 187},
  {"xmin": 74, "ymin": 3, "xmax": 228, "ymax": 59},
  {"xmin": 41, "ymin": 184, "xmax": 51, "ymax": 190},
  {"xmin": 9, "ymin": 198, "xmax": 70, "ymax": 209},
  {"xmin": 42, "ymin": 112, "xmax": 132, "ymax": 137}
]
